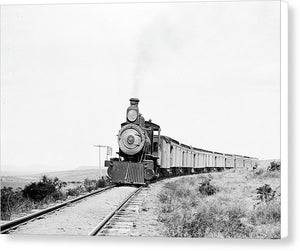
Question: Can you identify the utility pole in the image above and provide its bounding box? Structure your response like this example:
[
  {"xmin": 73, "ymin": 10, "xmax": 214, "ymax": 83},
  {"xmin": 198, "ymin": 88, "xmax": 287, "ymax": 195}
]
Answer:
[
  {"xmin": 94, "ymin": 145, "xmax": 105, "ymax": 178},
  {"xmin": 94, "ymin": 145, "xmax": 112, "ymax": 178}
]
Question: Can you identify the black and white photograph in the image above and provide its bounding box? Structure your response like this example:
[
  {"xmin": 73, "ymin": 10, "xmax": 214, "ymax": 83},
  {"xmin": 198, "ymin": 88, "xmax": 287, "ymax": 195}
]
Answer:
[{"xmin": 0, "ymin": 0, "xmax": 288, "ymax": 240}]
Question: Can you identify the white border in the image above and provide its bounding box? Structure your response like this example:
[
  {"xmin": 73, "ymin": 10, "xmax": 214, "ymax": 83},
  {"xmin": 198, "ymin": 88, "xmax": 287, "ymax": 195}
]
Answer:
[
  {"xmin": 280, "ymin": 0, "xmax": 288, "ymax": 239},
  {"xmin": 0, "ymin": 0, "xmax": 293, "ymax": 249}
]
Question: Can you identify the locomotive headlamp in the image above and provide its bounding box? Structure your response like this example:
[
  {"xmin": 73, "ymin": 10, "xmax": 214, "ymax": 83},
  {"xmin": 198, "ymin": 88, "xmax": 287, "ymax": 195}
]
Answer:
[{"xmin": 127, "ymin": 109, "xmax": 138, "ymax": 122}]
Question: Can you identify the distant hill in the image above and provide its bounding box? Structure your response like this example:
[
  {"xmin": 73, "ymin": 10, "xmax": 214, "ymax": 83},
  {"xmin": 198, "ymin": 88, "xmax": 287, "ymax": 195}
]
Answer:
[
  {"xmin": 1, "ymin": 167, "xmax": 108, "ymax": 189},
  {"xmin": 76, "ymin": 166, "xmax": 101, "ymax": 170},
  {"xmin": 40, "ymin": 168, "xmax": 108, "ymax": 181}
]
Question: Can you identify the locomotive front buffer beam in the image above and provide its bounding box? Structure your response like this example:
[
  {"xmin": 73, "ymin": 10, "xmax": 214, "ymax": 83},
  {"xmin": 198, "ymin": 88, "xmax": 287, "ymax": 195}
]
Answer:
[{"xmin": 105, "ymin": 159, "xmax": 156, "ymax": 185}]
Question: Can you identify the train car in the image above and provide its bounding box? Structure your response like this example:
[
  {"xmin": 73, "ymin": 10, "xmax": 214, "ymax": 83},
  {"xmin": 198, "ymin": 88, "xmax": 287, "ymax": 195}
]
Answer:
[
  {"xmin": 235, "ymin": 155, "xmax": 244, "ymax": 168},
  {"xmin": 243, "ymin": 157, "xmax": 251, "ymax": 169},
  {"xmin": 193, "ymin": 149, "xmax": 205, "ymax": 171},
  {"xmin": 106, "ymin": 98, "xmax": 258, "ymax": 185},
  {"xmin": 224, "ymin": 154, "xmax": 234, "ymax": 168},
  {"xmin": 213, "ymin": 152, "xmax": 225, "ymax": 169},
  {"xmin": 244, "ymin": 156, "xmax": 259, "ymax": 169},
  {"xmin": 170, "ymin": 140, "xmax": 183, "ymax": 174}
]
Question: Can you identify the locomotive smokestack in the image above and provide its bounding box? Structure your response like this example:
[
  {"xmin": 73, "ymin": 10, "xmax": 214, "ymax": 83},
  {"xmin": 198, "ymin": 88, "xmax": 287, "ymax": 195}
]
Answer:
[{"xmin": 130, "ymin": 98, "xmax": 140, "ymax": 106}]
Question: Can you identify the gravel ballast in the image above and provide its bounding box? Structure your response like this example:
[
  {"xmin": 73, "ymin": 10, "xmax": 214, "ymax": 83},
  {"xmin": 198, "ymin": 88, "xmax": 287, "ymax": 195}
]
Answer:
[{"xmin": 10, "ymin": 186, "xmax": 137, "ymax": 236}]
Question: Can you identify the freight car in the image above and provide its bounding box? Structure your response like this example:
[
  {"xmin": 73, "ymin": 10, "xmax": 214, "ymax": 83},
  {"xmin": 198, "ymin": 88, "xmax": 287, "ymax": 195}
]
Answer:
[{"xmin": 105, "ymin": 98, "xmax": 258, "ymax": 185}]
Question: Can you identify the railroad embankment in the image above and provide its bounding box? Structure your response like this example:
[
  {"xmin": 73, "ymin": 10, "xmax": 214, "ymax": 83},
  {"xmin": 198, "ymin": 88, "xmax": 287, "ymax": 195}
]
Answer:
[
  {"xmin": 132, "ymin": 161, "xmax": 280, "ymax": 238},
  {"xmin": 156, "ymin": 165, "xmax": 281, "ymax": 239}
]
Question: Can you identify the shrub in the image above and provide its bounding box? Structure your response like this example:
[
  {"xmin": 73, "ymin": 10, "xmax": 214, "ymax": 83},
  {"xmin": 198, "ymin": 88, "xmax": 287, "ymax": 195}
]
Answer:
[
  {"xmin": 23, "ymin": 181, "xmax": 55, "ymax": 201},
  {"xmin": 1, "ymin": 186, "xmax": 17, "ymax": 220},
  {"xmin": 251, "ymin": 184, "xmax": 280, "ymax": 227},
  {"xmin": 83, "ymin": 178, "xmax": 97, "ymax": 192},
  {"xmin": 1, "ymin": 186, "xmax": 34, "ymax": 220},
  {"xmin": 254, "ymin": 168, "xmax": 264, "ymax": 176},
  {"xmin": 256, "ymin": 184, "xmax": 276, "ymax": 203},
  {"xmin": 267, "ymin": 161, "xmax": 281, "ymax": 172},
  {"xmin": 23, "ymin": 175, "xmax": 65, "ymax": 202},
  {"xmin": 1, "ymin": 176, "xmax": 68, "ymax": 220},
  {"xmin": 66, "ymin": 186, "xmax": 84, "ymax": 197},
  {"xmin": 96, "ymin": 177, "xmax": 109, "ymax": 188},
  {"xmin": 198, "ymin": 178, "xmax": 218, "ymax": 196}
]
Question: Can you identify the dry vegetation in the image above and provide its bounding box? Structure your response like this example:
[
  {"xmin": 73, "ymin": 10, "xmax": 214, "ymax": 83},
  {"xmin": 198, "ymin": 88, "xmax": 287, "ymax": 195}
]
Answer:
[
  {"xmin": 1, "ymin": 176, "xmax": 111, "ymax": 221},
  {"xmin": 158, "ymin": 162, "xmax": 281, "ymax": 239}
]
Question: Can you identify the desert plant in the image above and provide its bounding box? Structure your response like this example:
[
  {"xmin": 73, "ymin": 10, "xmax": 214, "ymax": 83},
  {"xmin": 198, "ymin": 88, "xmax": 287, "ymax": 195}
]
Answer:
[
  {"xmin": 1, "ymin": 186, "xmax": 33, "ymax": 220},
  {"xmin": 198, "ymin": 177, "xmax": 218, "ymax": 196},
  {"xmin": 23, "ymin": 176, "xmax": 65, "ymax": 202},
  {"xmin": 1, "ymin": 177, "xmax": 69, "ymax": 220},
  {"xmin": 83, "ymin": 178, "xmax": 97, "ymax": 192},
  {"xmin": 267, "ymin": 161, "xmax": 281, "ymax": 172},
  {"xmin": 256, "ymin": 184, "xmax": 276, "ymax": 203},
  {"xmin": 254, "ymin": 168, "xmax": 264, "ymax": 176},
  {"xmin": 66, "ymin": 186, "xmax": 84, "ymax": 197},
  {"xmin": 1, "ymin": 186, "xmax": 16, "ymax": 220},
  {"xmin": 96, "ymin": 177, "xmax": 109, "ymax": 188}
]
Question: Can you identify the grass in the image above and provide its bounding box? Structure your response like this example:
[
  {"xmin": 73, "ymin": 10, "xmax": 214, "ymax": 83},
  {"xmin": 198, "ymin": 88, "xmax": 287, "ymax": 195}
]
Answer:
[{"xmin": 157, "ymin": 166, "xmax": 281, "ymax": 239}]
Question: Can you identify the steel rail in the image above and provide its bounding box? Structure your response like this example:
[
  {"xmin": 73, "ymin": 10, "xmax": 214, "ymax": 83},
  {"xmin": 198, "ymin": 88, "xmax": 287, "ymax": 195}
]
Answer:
[
  {"xmin": 0, "ymin": 185, "xmax": 116, "ymax": 234},
  {"xmin": 88, "ymin": 186, "xmax": 143, "ymax": 236}
]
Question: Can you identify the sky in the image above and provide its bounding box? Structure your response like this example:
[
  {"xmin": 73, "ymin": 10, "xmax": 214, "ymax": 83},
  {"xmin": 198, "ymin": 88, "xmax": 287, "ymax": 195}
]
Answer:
[{"xmin": 1, "ymin": 1, "xmax": 281, "ymax": 173}]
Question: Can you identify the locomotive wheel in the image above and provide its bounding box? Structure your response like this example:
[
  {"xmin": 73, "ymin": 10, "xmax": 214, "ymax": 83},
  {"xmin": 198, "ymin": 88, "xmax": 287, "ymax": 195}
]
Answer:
[{"xmin": 144, "ymin": 168, "xmax": 155, "ymax": 181}]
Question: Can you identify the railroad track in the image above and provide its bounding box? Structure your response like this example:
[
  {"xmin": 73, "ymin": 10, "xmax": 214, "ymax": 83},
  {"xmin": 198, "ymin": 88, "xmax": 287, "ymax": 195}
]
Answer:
[
  {"xmin": 89, "ymin": 186, "xmax": 146, "ymax": 236},
  {"xmin": 1, "ymin": 177, "xmax": 184, "ymax": 236},
  {"xmin": 0, "ymin": 185, "xmax": 116, "ymax": 234}
]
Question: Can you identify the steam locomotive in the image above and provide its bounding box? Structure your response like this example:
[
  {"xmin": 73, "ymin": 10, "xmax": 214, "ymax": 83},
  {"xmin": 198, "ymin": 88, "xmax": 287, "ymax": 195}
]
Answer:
[{"xmin": 105, "ymin": 98, "xmax": 258, "ymax": 185}]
